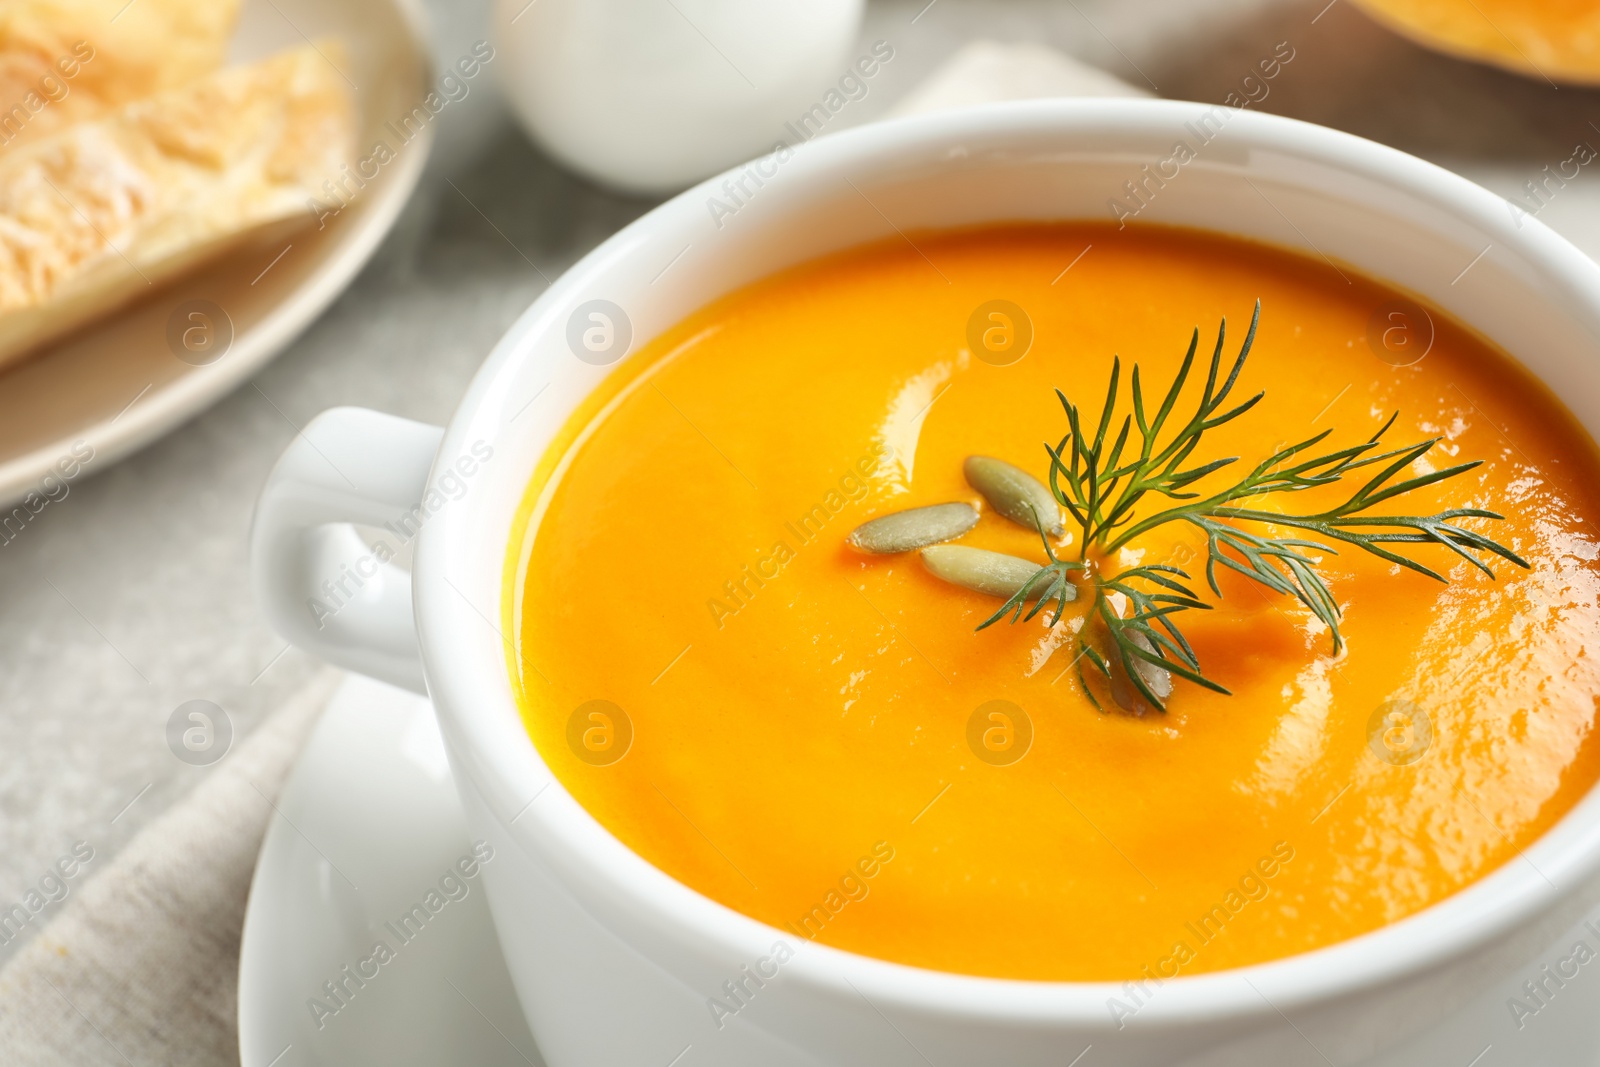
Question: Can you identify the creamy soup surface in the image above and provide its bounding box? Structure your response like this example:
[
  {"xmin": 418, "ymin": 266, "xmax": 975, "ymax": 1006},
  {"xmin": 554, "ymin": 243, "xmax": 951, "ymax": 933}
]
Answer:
[{"xmin": 507, "ymin": 224, "xmax": 1600, "ymax": 981}]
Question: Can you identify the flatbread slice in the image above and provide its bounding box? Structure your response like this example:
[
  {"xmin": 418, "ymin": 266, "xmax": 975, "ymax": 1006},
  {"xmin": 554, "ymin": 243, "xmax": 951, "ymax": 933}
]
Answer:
[
  {"xmin": 0, "ymin": 43, "xmax": 355, "ymax": 367},
  {"xmin": 0, "ymin": 0, "xmax": 242, "ymax": 151}
]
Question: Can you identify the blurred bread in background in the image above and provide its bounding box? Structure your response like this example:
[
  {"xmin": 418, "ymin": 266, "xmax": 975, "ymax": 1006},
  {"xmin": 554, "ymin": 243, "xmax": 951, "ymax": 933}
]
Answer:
[
  {"xmin": 0, "ymin": 0, "xmax": 242, "ymax": 152},
  {"xmin": 0, "ymin": 44, "xmax": 354, "ymax": 368},
  {"xmin": 1353, "ymin": 0, "xmax": 1600, "ymax": 85}
]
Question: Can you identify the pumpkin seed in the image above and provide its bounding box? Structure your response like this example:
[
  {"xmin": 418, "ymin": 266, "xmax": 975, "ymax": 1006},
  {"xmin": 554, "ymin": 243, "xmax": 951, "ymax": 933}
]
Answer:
[
  {"xmin": 963, "ymin": 455, "xmax": 1064, "ymax": 536},
  {"xmin": 1110, "ymin": 632, "xmax": 1173, "ymax": 713},
  {"xmin": 921, "ymin": 545, "xmax": 1073, "ymax": 602},
  {"xmin": 846, "ymin": 502, "xmax": 979, "ymax": 554}
]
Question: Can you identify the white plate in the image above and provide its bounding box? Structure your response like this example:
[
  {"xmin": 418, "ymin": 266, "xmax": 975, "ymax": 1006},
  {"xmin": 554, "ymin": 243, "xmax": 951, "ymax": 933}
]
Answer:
[
  {"xmin": 0, "ymin": 0, "xmax": 432, "ymax": 507},
  {"xmin": 237, "ymin": 674, "xmax": 544, "ymax": 1067},
  {"xmin": 238, "ymin": 676, "xmax": 1600, "ymax": 1065}
]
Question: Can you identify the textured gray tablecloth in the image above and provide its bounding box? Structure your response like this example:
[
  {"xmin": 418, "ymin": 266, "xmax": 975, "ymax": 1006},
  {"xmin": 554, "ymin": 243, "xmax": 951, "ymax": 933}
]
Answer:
[{"xmin": 5, "ymin": 0, "xmax": 1600, "ymax": 1060}]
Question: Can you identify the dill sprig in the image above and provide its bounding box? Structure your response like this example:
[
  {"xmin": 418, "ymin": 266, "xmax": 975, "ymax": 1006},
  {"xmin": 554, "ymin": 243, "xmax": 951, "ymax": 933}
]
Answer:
[{"xmin": 982, "ymin": 300, "xmax": 1529, "ymax": 711}]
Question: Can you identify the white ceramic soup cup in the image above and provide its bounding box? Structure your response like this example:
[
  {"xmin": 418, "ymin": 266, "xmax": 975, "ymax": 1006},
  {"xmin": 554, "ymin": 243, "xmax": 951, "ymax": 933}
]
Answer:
[{"xmin": 251, "ymin": 99, "xmax": 1600, "ymax": 1065}]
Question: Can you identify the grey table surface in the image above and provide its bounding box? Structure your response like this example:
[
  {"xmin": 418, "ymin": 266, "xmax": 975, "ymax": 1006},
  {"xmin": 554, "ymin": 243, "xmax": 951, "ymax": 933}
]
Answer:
[{"xmin": 5, "ymin": 0, "xmax": 1600, "ymax": 965}]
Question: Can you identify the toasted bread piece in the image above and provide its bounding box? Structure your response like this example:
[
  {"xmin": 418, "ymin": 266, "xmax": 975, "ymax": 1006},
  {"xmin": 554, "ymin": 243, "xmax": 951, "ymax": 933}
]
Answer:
[
  {"xmin": 1354, "ymin": 0, "xmax": 1600, "ymax": 85},
  {"xmin": 0, "ymin": 0, "xmax": 242, "ymax": 152},
  {"xmin": 0, "ymin": 44, "xmax": 354, "ymax": 367}
]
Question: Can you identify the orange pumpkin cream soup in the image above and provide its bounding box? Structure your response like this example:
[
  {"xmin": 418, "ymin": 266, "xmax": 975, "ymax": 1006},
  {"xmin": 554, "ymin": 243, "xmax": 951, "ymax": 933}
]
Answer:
[{"xmin": 506, "ymin": 224, "xmax": 1600, "ymax": 982}]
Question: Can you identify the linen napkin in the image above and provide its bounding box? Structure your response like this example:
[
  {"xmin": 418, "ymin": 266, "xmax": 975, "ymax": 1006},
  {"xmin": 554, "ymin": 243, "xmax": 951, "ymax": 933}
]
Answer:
[
  {"xmin": 889, "ymin": 38, "xmax": 1147, "ymax": 116},
  {"xmin": 0, "ymin": 670, "xmax": 341, "ymax": 1066}
]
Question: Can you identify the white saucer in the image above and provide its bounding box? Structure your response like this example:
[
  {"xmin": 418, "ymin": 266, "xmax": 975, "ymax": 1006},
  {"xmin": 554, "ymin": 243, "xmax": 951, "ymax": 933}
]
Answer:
[
  {"xmin": 237, "ymin": 674, "xmax": 544, "ymax": 1066},
  {"xmin": 237, "ymin": 674, "xmax": 1600, "ymax": 1066}
]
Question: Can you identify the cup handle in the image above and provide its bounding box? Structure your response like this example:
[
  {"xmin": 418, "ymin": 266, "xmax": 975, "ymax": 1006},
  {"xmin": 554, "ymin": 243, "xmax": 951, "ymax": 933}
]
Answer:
[{"xmin": 251, "ymin": 407, "xmax": 443, "ymax": 694}]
